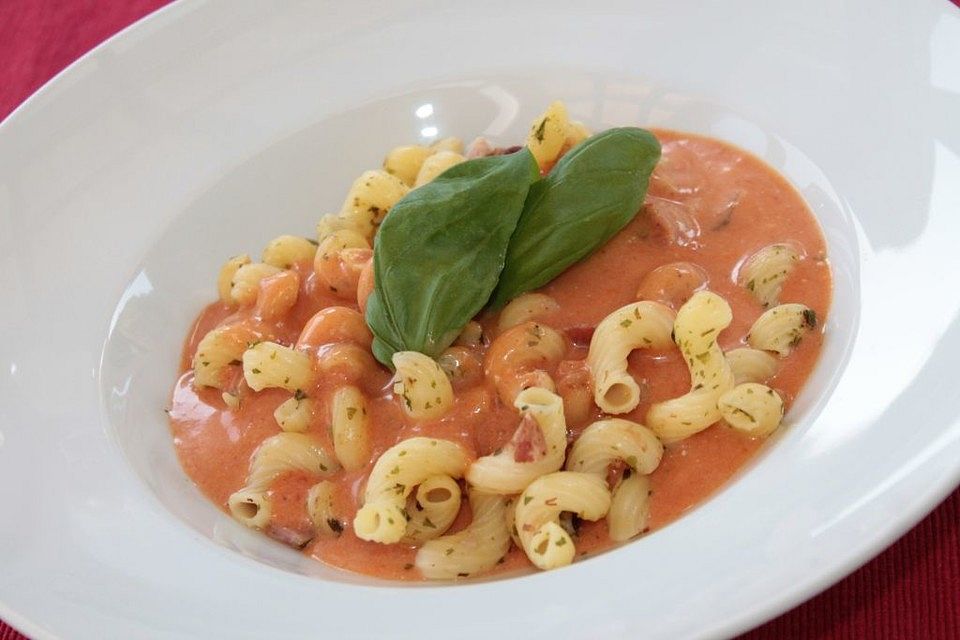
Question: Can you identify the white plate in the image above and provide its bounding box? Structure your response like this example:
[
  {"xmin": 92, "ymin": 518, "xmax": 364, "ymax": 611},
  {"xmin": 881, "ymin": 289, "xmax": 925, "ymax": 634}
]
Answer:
[{"xmin": 2, "ymin": 1, "xmax": 959, "ymax": 638}]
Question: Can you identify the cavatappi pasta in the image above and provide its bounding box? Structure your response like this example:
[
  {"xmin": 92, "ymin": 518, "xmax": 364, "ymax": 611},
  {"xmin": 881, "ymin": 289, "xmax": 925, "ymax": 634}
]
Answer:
[
  {"xmin": 485, "ymin": 321, "xmax": 567, "ymax": 405},
  {"xmin": 566, "ymin": 418, "xmax": 663, "ymax": 541},
  {"xmin": 306, "ymin": 480, "xmax": 343, "ymax": 538},
  {"xmin": 738, "ymin": 243, "xmax": 801, "ymax": 308},
  {"xmin": 229, "ymin": 262, "xmax": 282, "ymax": 306},
  {"xmin": 313, "ymin": 229, "xmax": 371, "ymax": 300},
  {"xmin": 514, "ymin": 471, "xmax": 611, "ymax": 570},
  {"xmin": 525, "ymin": 101, "xmax": 591, "ymax": 171},
  {"xmin": 391, "ymin": 351, "xmax": 455, "ymax": 421},
  {"xmin": 646, "ymin": 291, "xmax": 736, "ymax": 443},
  {"xmin": 401, "ymin": 474, "xmax": 463, "ymax": 543},
  {"xmin": 217, "ymin": 254, "xmax": 251, "ymax": 305},
  {"xmin": 338, "ymin": 170, "xmax": 409, "ymax": 239},
  {"xmin": 725, "ymin": 347, "xmax": 779, "ymax": 385},
  {"xmin": 587, "ymin": 301, "xmax": 675, "ymax": 414},
  {"xmin": 414, "ymin": 150, "xmax": 466, "ymax": 187},
  {"xmin": 263, "ymin": 235, "xmax": 318, "ymax": 269},
  {"xmin": 718, "ymin": 383, "xmax": 785, "ymax": 437},
  {"xmin": 170, "ymin": 104, "xmax": 830, "ymax": 581},
  {"xmin": 242, "ymin": 341, "xmax": 314, "ymax": 393},
  {"xmin": 329, "ymin": 385, "xmax": 371, "ymax": 471},
  {"xmin": 607, "ymin": 472, "xmax": 652, "ymax": 542},
  {"xmin": 496, "ymin": 293, "xmax": 560, "ymax": 334},
  {"xmin": 466, "ymin": 387, "xmax": 568, "ymax": 494},
  {"xmin": 192, "ymin": 323, "xmax": 262, "ymax": 389},
  {"xmin": 383, "ymin": 145, "xmax": 434, "ymax": 186},
  {"xmin": 747, "ymin": 303, "xmax": 818, "ymax": 356},
  {"xmin": 353, "ymin": 437, "xmax": 469, "ymax": 544},
  {"xmin": 273, "ymin": 393, "xmax": 314, "ymax": 433},
  {"xmin": 415, "ymin": 490, "xmax": 512, "ymax": 579},
  {"xmin": 228, "ymin": 433, "xmax": 339, "ymax": 529},
  {"xmin": 244, "ymin": 432, "xmax": 339, "ymax": 491}
]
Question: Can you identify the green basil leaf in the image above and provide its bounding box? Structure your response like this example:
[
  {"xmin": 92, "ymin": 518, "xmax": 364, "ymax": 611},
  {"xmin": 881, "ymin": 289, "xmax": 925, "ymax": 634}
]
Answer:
[
  {"xmin": 366, "ymin": 149, "xmax": 539, "ymax": 367},
  {"xmin": 489, "ymin": 127, "xmax": 661, "ymax": 308}
]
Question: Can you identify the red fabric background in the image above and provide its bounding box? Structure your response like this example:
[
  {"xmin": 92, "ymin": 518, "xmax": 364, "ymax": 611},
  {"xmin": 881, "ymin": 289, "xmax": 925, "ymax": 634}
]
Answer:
[{"xmin": 1, "ymin": 1, "xmax": 957, "ymax": 638}]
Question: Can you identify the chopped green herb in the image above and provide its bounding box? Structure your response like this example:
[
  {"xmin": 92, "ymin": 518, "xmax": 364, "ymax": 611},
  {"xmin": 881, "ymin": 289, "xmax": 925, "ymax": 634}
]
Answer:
[
  {"xmin": 327, "ymin": 518, "xmax": 344, "ymax": 535},
  {"xmin": 533, "ymin": 117, "xmax": 548, "ymax": 142}
]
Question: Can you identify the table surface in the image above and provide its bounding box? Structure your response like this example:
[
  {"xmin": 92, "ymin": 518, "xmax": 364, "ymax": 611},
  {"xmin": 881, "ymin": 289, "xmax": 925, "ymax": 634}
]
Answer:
[{"xmin": 1, "ymin": 1, "xmax": 958, "ymax": 639}]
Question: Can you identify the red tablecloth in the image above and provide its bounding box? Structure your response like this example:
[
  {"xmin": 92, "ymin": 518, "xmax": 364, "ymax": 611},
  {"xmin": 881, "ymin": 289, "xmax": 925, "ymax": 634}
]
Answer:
[{"xmin": 1, "ymin": 2, "xmax": 958, "ymax": 638}]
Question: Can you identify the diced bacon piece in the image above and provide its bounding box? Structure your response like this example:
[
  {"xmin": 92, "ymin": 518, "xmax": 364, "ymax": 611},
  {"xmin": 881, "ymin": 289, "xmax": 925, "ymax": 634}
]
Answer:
[
  {"xmin": 266, "ymin": 524, "xmax": 315, "ymax": 549},
  {"xmin": 512, "ymin": 413, "xmax": 547, "ymax": 463}
]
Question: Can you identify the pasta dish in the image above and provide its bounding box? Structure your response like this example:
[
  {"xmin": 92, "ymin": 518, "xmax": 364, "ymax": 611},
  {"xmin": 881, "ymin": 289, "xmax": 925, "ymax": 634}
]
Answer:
[{"xmin": 168, "ymin": 101, "xmax": 831, "ymax": 580}]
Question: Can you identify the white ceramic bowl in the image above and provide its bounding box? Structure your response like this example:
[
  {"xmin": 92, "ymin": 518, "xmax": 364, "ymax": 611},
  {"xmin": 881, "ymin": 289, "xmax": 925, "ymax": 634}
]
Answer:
[{"xmin": 2, "ymin": 1, "xmax": 958, "ymax": 638}]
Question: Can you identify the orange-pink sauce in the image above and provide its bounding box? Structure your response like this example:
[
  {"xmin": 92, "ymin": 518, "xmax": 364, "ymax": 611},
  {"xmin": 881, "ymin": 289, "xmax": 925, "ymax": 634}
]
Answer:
[{"xmin": 169, "ymin": 130, "xmax": 832, "ymax": 580}]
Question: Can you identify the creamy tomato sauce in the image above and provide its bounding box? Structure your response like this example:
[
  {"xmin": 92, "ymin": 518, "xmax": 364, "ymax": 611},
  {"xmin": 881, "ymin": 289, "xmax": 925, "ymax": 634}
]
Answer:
[{"xmin": 169, "ymin": 130, "xmax": 832, "ymax": 580}]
